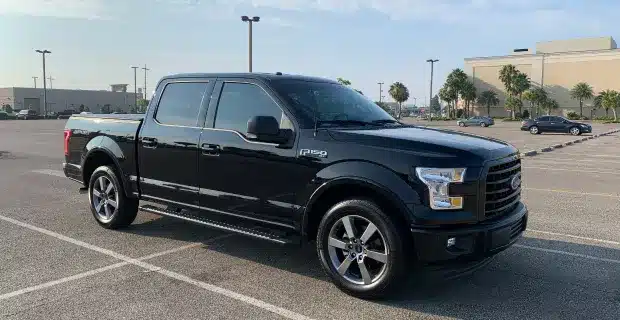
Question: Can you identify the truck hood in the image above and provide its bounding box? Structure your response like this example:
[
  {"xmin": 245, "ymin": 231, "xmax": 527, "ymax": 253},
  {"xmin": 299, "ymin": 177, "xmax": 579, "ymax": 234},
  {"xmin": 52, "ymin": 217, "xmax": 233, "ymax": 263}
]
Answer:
[{"xmin": 328, "ymin": 125, "xmax": 517, "ymax": 165}]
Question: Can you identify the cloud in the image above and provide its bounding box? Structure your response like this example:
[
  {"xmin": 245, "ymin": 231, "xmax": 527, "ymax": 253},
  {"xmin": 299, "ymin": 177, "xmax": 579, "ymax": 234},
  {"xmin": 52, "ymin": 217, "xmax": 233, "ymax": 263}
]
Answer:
[{"xmin": 0, "ymin": 0, "xmax": 110, "ymax": 19}]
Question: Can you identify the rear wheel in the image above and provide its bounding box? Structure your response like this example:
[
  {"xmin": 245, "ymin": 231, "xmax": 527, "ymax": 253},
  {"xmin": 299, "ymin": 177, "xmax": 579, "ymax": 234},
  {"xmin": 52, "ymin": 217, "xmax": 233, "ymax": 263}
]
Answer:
[
  {"xmin": 88, "ymin": 165, "xmax": 138, "ymax": 229},
  {"xmin": 529, "ymin": 126, "xmax": 540, "ymax": 134},
  {"xmin": 569, "ymin": 126, "xmax": 581, "ymax": 135},
  {"xmin": 316, "ymin": 199, "xmax": 407, "ymax": 299},
  {"xmin": 458, "ymin": 122, "xmax": 465, "ymax": 127}
]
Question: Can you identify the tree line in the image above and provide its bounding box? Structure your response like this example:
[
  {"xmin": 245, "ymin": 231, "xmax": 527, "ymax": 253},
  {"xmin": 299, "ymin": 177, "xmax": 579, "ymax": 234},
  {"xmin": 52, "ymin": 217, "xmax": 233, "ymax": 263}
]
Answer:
[{"xmin": 337, "ymin": 77, "xmax": 417, "ymax": 119}]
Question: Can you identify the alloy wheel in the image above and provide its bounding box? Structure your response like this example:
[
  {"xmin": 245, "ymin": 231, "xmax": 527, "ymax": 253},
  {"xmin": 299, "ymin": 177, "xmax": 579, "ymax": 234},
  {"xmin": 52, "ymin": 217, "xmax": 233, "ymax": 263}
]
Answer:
[
  {"xmin": 570, "ymin": 127, "xmax": 580, "ymax": 135},
  {"xmin": 530, "ymin": 126, "xmax": 538, "ymax": 134},
  {"xmin": 91, "ymin": 176, "xmax": 119, "ymax": 223},
  {"xmin": 327, "ymin": 215, "xmax": 389, "ymax": 286}
]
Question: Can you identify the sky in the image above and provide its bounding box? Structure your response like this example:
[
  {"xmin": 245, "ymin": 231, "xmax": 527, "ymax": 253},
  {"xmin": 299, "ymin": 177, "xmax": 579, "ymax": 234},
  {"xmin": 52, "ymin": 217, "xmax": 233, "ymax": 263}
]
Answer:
[{"xmin": 0, "ymin": 0, "xmax": 618, "ymax": 105}]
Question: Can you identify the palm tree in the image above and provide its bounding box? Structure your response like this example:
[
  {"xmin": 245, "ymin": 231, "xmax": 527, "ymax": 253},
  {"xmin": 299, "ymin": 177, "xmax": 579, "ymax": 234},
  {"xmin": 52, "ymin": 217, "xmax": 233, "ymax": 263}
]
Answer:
[
  {"xmin": 445, "ymin": 69, "xmax": 468, "ymax": 118},
  {"xmin": 541, "ymin": 98, "xmax": 559, "ymax": 115},
  {"xmin": 388, "ymin": 82, "xmax": 410, "ymax": 119},
  {"xmin": 505, "ymin": 96, "xmax": 522, "ymax": 118},
  {"xmin": 600, "ymin": 90, "xmax": 619, "ymax": 121},
  {"xmin": 570, "ymin": 82, "xmax": 594, "ymax": 118},
  {"xmin": 522, "ymin": 90, "xmax": 535, "ymax": 119},
  {"xmin": 439, "ymin": 85, "xmax": 457, "ymax": 118},
  {"xmin": 460, "ymin": 81, "xmax": 477, "ymax": 117},
  {"xmin": 512, "ymin": 72, "xmax": 531, "ymax": 116},
  {"xmin": 530, "ymin": 87, "xmax": 548, "ymax": 117},
  {"xmin": 336, "ymin": 78, "xmax": 351, "ymax": 86},
  {"xmin": 593, "ymin": 92, "xmax": 604, "ymax": 117},
  {"xmin": 477, "ymin": 90, "xmax": 499, "ymax": 117},
  {"xmin": 499, "ymin": 65, "xmax": 519, "ymax": 97}
]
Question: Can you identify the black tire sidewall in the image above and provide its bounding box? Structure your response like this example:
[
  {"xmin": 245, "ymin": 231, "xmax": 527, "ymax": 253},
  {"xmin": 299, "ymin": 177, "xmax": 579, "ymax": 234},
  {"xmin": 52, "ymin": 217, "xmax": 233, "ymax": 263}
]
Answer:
[
  {"xmin": 316, "ymin": 199, "xmax": 405, "ymax": 298},
  {"xmin": 88, "ymin": 165, "xmax": 134, "ymax": 228},
  {"xmin": 530, "ymin": 126, "xmax": 539, "ymax": 134}
]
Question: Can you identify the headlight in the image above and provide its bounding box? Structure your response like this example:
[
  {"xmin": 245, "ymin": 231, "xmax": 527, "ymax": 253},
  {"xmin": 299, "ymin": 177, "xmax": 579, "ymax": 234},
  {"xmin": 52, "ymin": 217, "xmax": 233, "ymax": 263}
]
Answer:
[
  {"xmin": 415, "ymin": 168, "xmax": 466, "ymax": 210},
  {"xmin": 580, "ymin": 124, "xmax": 588, "ymax": 128}
]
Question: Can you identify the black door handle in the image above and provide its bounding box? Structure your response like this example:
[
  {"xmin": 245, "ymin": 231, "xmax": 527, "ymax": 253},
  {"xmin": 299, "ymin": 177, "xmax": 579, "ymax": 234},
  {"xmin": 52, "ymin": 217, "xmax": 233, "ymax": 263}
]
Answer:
[
  {"xmin": 142, "ymin": 137, "xmax": 158, "ymax": 148},
  {"xmin": 201, "ymin": 143, "xmax": 220, "ymax": 156}
]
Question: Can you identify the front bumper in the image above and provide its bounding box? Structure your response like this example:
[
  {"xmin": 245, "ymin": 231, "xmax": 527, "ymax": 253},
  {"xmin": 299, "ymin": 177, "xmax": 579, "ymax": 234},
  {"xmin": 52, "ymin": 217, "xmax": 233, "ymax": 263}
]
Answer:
[
  {"xmin": 410, "ymin": 202, "xmax": 527, "ymax": 263},
  {"xmin": 581, "ymin": 126, "xmax": 592, "ymax": 133}
]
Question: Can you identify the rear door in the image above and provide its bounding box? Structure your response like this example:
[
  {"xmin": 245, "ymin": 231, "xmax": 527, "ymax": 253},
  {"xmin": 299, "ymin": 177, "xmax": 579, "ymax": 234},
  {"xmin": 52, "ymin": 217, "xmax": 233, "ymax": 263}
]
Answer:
[
  {"xmin": 536, "ymin": 116, "xmax": 551, "ymax": 131},
  {"xmin": 137, "ymin": 78, "xmax": 215, "ymax": 206},
  {"xmin": 547, "ymin": 116, "xmax": 565, "ymax": 132}
]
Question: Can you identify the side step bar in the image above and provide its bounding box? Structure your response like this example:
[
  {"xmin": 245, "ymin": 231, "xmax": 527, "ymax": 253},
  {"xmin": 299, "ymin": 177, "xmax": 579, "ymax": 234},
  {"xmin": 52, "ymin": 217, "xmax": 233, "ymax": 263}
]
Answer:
[{"xmin": 139, "ymin": 204, "xmax": 293, "ymax": 245}]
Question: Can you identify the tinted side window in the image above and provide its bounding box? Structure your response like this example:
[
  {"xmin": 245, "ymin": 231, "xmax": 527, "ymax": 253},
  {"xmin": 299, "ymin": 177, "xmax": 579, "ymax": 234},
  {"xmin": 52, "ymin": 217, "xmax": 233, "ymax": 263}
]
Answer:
[
  {"xmin": 538, "ymin": 116, "xmax": 549, "ymax": 121},
  {"xmin": 155, "ymin": 82, "xmax": 208, "ymax": 127},
  {"xmin": 214, "ymin": 82, "xmax": 293, "ymax": 135}
]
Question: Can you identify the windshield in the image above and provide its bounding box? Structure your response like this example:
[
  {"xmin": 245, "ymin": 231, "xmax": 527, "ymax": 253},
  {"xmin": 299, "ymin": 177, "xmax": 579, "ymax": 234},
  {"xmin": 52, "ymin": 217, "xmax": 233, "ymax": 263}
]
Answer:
[{"xmin": 271, "ymin": 80, "xmax": 396, "ymax": 128}]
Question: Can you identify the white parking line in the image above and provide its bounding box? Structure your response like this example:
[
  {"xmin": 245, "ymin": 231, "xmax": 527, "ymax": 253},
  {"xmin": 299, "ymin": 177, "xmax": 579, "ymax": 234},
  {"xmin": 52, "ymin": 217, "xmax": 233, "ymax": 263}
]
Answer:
[
  {"xmin": 527, "ymin": 229, "xmax": 620, "ymax": 246},
  {"xmin": 514, "ymin": 244, "xmax": 620, "ymax": 265},
  {"xmin": 30, "ymin": 169, "xmax": 66, "ymax": 177},
  {"xmin": 543, "ymin": 153, "xmax": 620, "ymax": 159},
  {"xmin": 0, "ymin": 214, "xmax": 314, "ymax": 320},
  {"xmin": 522, "ymin": 166, "xmax": 620, "ymax": 175},
  {"xmin": 526, "ymin": 158, "xmax": 620, "ymax": 164},
  {"xmin": 523, "ymin": 187, "xmax": 620, "ymax": 198}
]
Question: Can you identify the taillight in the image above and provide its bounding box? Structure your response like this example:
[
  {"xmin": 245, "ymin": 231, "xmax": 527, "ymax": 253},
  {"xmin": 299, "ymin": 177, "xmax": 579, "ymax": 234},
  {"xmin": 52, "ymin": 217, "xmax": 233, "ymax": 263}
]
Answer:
[{"xmin": 64, "ymin": 129, "xmax": 71, "ymax": 156}]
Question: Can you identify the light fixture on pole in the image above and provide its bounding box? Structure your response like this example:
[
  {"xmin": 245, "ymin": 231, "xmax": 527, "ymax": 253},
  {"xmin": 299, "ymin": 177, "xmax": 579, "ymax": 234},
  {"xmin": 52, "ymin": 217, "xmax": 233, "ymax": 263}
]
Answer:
[
  {"xmin": 241, "ymin": 15, "xmax": 260, "ymax": 72},
  {"xmin": 131, "ymin": 66, "xmax": 139, "ymax": 110},
  {"xmin": 426, "ymin": 59, "xmax": 439, "ymax": 120},
  {"xmin": 36, "ymin": 49, "xmax": 51, "ymax": 116},
  {"xmin": 378, "ymin": 82, "xmax": 384, "ymax": 103}
]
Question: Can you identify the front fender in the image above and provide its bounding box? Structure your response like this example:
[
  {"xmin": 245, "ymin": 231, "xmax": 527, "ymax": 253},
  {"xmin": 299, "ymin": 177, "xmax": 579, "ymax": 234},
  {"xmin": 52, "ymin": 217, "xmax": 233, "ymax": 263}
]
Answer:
[{"xmin": 301, "ymin": 161, "xmax": 422, "ymax": 234}]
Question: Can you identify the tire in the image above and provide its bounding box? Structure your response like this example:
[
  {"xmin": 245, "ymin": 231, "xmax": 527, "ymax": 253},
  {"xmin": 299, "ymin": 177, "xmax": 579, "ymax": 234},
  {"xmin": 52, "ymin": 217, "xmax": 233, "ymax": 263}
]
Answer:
[
  {"xmin": 88, "ymin": 165, "xmax": 138, "ymax": 229},
  {"xmin": 316, "ymin": 199, "xmax": 407, "ymax": 299},
  {"xmin": 458, "ymin": 122, "xmax": 465, "ymax": 127},
  {"xmin": 480, "ymin": 122, "xmax": 487, "ymax": 127},
  {"xmin": 569, "ymin": 126, "xmax": 581, "ymax": 136},
  {"xmin": 529, "ymin": 125, "xmax": 540, "ymax": 134}
]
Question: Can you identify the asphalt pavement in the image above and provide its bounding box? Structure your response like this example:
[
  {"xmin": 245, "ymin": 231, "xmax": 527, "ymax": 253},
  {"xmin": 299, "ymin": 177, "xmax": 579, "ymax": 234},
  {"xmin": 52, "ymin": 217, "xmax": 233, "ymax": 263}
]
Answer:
[{"xmin": 1, "ymin": 119, "xmax": 619, "ymax": 320}]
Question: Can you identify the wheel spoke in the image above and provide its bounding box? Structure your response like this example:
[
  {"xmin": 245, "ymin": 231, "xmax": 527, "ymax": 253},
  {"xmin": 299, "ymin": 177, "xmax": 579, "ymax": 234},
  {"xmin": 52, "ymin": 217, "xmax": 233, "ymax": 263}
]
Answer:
[
  {"xmin": 105, "ymin": 182, "xmax": 114, "ymax": 195},
  {"xmin": 92, "ymin": 189, "xmax": 102, "ymax": 198},
  {"xmin": 341, "ymin": 216, "xmax": 356, "ymax": 238},
  {"xmin": 97, "ymin": 177, "xmax": 105, "ymax": 192},
  {"xmin": 328, "ymin": 237, "xmax": 348, "ymax": 250},
  {"xmin": 104, "ymin": 202, "xmax": 112, "ymax": 218},
  {"xmin": 95, "ymin": 201, "xmax": 104, "ymax": 213},
  {"xmin": 366, "ymin": 250, "xmax": 388, "ymax": 264},
  {"xmin": 357, "ymin": 260, "xmax": 372, "ymax": 285},
  {"xmin": 359, "ymin": 223, "xmax": 377, "ymax": 243},
  {"xmin": 107, "ymin": 199, "xmax": 118, "ymax": 209},
  {"xmin": 337, "ymin": 257, "xmax": 353, "ymax": 275}
]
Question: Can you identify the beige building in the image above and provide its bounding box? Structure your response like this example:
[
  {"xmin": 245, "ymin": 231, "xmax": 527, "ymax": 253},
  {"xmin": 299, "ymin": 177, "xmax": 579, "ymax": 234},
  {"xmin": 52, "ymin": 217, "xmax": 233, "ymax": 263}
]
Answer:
[{"xmin": 464, "ymin": 36, "xmax": 620, "ymax": 118}]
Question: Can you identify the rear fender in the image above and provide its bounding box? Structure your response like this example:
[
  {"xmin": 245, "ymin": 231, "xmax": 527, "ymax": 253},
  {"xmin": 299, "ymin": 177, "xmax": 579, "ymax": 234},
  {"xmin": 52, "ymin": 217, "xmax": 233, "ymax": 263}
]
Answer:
[{"xmin": 81, "ymin": 136, "xmax": 133, "ymax": 197}]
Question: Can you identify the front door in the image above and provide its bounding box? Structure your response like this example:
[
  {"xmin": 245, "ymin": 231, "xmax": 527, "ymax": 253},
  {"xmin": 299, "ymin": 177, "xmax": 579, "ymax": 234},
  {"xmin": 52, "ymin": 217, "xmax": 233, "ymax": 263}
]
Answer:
[
  {"xmin": 137, "ymin": 79, "xmax": 214, "ymax": 206},
  {"xmin": 197, "ymin": 79, "xmax": 306, "ymax": 228}
]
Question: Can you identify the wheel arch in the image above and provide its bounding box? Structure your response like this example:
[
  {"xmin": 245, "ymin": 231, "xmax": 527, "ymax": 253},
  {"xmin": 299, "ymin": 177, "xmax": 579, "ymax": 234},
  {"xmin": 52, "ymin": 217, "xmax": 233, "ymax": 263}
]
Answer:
[{"xmin": 81, "ymin": 144, "xmax": 133, "ymax": 198}]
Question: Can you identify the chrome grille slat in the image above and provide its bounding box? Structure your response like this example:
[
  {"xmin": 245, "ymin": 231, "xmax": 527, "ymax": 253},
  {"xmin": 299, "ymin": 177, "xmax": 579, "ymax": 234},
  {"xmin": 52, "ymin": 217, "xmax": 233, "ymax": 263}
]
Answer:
[{"xmin": 484, "ymin": 158, "xmax": 521, "ymax": 219}]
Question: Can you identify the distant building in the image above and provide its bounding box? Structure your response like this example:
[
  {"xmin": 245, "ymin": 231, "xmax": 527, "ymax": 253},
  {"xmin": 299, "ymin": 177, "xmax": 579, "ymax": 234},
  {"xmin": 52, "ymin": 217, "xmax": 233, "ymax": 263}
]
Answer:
[
  {"xmin": 464, "ymin": 36, "xmax": 620, "ymax": 117},
  {"xmin": 0, "ymin": 86, "xmax": 142, "ymax": 114}
]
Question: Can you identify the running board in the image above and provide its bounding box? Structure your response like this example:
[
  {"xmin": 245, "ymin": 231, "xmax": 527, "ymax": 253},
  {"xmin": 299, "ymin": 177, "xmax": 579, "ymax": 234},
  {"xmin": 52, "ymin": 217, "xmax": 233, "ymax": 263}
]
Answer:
[{"xmin": 139, "ymin": 204, "xmax": 294, "ymax": 245}]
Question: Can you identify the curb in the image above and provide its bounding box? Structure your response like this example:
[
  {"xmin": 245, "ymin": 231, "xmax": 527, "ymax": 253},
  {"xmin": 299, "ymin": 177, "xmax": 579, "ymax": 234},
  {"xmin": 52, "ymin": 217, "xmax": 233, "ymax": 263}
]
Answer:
[{"xmin": 519, "ymin": 128, "xmax": 620, "ymax": 158}]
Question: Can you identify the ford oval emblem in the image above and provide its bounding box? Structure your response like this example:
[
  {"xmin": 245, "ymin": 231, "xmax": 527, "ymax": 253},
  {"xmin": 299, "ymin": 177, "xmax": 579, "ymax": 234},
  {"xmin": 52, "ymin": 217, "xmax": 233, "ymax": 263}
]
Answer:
[{"xmin": 510, "ymin": 174, "xmax": 521, "ymax": 190}]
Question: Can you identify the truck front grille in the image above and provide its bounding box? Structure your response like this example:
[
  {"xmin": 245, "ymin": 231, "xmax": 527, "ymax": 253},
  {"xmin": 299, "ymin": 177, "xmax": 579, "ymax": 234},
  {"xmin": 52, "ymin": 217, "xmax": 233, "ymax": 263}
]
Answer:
[{"xmin": 484, "ymin": 158, "xmax": 521, "ymax": 219}]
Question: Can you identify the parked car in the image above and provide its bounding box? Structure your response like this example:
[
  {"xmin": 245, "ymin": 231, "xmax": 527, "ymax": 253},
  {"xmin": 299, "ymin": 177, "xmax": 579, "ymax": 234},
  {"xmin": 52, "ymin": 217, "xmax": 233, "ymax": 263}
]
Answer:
[
  {"xmin": 57, "ymin": 109, "xmax": 78, "ymax": 119},
  {"xmin": 80, "ymin": 111, "xmax": 93, "ymax": 115},
  {"xmin": 521, "ymin": 116, "xmax": 592, "ymax": 135},
  {"xmin": 62, "ymin": 72, "xmax": 527, "ymax": 298},
  {"xmin": 16, "ymin": 109, "xmax": 40, "ymax": 120},
  {"xmin": 457, "ymin": 116, "xmax": 494, "ymax": 127}
]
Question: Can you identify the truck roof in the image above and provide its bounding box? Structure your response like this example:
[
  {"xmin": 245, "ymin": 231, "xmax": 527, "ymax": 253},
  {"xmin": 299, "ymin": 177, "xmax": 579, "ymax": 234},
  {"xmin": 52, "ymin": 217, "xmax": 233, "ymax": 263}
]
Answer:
[{"xmin": 162, "ymin": 72, "xmax": 339, "ymax": 84}]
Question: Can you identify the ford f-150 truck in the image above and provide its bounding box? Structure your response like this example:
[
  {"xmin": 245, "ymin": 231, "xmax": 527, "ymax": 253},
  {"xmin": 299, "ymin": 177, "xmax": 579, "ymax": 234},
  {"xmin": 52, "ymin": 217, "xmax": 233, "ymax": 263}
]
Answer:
[{"xmin": 63, "ymin": 72, "xmax": 527, "ymax": 298}]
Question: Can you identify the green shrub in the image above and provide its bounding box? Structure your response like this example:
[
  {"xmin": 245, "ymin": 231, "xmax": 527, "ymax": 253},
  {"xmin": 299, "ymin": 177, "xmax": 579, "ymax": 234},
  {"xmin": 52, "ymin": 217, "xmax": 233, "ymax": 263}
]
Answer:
[{"xmin": 566, "ymin": 111, "xmax": 579, "ymax": 120}]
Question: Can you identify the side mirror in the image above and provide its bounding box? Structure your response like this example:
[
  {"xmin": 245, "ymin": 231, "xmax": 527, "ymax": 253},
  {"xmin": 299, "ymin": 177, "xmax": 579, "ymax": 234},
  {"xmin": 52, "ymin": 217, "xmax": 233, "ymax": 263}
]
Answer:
[{"xmin": 247, "ymin": 116, "xmax": 291, "ymax": 144}]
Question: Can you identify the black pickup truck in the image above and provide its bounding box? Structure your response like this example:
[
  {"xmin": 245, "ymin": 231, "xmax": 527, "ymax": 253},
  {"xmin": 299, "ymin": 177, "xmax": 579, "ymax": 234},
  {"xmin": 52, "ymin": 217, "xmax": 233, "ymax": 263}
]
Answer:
[{"xmin": 63, "ymin": 72, "xmax": 527, "ymax": 298}]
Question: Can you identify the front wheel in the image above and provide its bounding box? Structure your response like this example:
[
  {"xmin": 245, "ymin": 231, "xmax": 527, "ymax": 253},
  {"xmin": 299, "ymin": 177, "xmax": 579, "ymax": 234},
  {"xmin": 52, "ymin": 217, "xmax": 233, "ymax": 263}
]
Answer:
[
  {"xmin": 480, "ymin": 122, "xmax": 487, "ymax": 127},
  {"xmin": 88, "ymin": 165, "xmax": 138, "ymax": 229},
  {"xmin": 529, "ymin": 126, "xmax": 540, "ymax": 134},
  {"xmin": 316, "ymin": 199, "xmax": 407, "ymax": 299},
  {"xmin": 569, "ymin": 126, "xmax": 581, "ymax": 135}
]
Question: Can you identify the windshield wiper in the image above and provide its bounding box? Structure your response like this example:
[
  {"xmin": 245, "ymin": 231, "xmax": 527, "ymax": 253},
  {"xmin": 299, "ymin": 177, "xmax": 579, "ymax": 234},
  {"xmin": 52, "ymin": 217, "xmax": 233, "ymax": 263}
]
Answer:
[
  {"xmin": 370, "ymin": 119, "xmax": 400, "ymax": 125},
  {"xmin": 317, "ymin": 119, "xmax": 374, "ymax": 127}
]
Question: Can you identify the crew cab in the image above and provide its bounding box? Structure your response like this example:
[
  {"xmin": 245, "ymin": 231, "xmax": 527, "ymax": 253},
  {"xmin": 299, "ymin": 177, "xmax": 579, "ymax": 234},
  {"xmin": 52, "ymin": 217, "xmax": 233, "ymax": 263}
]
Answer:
[
  {"xmin": 63, "ymin": 73, "xmax": 527, "ymax": 298},
  {"xmin": 521, "ymin": 116, "xmax": 592, "ymax": 135}
]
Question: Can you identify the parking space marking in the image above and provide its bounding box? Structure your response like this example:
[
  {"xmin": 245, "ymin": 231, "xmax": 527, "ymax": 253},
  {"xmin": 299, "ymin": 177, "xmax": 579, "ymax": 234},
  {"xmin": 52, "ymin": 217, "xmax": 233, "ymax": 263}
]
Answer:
[
  {"xmin": 526, "ymin": 158, "xmax": 620, "ymax": 165},
  {"xmin": 522, "ymin": 166, "xmax": 620, "ymax": 175},
  {"xmin": 0, "ymin": 214, "xmax": 314, "ymax": 320},
  {"xmin": 30, "ymin": 169, "xmax": 66, "ymax": 177},
  {"xmin": 514, "ymin": 244, "xmax": 620, "ymax": 265},
  {"xmin": 545, "ymin": 153, "xmax": 620, "ymax": 158},
  {"xmin": 523, "ymin": 187, "xmax": 619, "ymax": 198},
  {"xmin": 527, "ymin": 229, "xmax": 620, "ymax": 246}
]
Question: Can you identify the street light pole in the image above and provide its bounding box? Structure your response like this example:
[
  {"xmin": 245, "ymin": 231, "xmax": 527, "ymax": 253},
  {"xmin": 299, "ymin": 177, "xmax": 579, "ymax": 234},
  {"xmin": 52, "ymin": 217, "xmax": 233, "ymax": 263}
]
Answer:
[
  {"xmin": 48, "ymin": 76, "xmax": 54, "ymax": 89},
  {"xmin": 241, "ymin": 16, "xmax": 260, "ymax": 72},
  {"xmin": 142, "ymin": 64, "xmax": 150, "ymax": 101},
  {"xmin": 377, "ymin": 82, "xmax": 384, "ymax": 103},
  {"xmin": 426, "ymin": 59, "xmax": 439, "ymax": 121},
  {"xmin": 36, "ymin": 49, "xmax": 51, "ymax": 116},
  {"xmin": 32, "ymin": 76, "xmax": 38, "ymax": 88},
  {"xmin": 131, "ymin": 66, "xmax": 139, "ymax": 110}
]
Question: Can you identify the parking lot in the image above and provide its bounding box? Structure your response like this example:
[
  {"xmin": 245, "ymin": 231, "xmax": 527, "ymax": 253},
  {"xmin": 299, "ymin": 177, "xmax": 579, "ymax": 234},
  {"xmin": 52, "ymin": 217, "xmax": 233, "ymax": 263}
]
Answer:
[{"xmin": 1, "ymin": 119, "xmax": 619, "ymax": 320}]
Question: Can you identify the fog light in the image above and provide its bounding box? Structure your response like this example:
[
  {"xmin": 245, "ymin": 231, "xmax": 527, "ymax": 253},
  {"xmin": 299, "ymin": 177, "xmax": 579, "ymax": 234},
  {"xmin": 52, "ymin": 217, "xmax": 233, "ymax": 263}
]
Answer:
[{"xmin": 446, "ymin": 237, "xmax": 456, "ymax": 247}]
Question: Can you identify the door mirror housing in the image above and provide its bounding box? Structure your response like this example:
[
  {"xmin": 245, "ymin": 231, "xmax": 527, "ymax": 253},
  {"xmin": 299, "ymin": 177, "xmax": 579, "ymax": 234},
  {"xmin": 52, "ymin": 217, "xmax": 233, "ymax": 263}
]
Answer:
[{"xmin": 247, "ymin": 115, "xmax": 291, "ymax": 144}]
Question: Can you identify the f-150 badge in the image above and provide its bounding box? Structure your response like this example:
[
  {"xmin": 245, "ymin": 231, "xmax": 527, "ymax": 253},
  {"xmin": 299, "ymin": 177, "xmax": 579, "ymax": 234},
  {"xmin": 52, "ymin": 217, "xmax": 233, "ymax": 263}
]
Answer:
[{"xmin": 300, "ymin": 149, "xmax": 327, "ymax": 158}]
